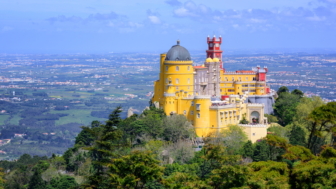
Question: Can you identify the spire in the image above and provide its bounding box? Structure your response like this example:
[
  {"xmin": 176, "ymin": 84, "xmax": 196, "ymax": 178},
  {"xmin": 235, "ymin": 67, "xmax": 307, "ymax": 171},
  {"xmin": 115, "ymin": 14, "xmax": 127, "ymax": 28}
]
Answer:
[{"xmin": 177, "ymin": 40, "xmax": 180, "ymax": 45}]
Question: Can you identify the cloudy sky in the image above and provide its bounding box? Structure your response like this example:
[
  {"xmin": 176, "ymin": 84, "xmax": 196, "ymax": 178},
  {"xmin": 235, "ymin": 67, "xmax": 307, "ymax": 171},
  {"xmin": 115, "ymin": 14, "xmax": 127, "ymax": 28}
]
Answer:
[{"xmin": 1, "ymin": 0, "xmax": 336, "ymax": 53}]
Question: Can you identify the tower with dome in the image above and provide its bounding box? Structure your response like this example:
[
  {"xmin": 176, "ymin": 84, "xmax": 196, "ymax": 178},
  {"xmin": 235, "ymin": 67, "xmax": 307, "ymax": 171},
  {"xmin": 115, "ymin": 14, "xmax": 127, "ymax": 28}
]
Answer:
[{"xmin": 152, "ymin": 36, "xmax": 275, "ymax": 142}]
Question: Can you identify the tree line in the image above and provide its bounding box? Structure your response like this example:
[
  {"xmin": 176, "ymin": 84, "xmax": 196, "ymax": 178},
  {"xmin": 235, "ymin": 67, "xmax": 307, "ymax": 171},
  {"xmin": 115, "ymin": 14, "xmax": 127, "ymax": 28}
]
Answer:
[{"xmin": 0, "ymin": 87, "xmax": 335, "ymax": 188}]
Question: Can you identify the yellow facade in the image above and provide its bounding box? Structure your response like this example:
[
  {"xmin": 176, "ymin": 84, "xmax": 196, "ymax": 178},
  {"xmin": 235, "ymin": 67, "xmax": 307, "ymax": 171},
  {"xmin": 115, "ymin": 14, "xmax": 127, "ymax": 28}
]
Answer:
[
  {"xmin": 152, "ymin": 42, "xmax": 270, "ymax": 142},
  {"xmin": 220, "ymin": 74, "xmax": 267, "ymax": 96}
]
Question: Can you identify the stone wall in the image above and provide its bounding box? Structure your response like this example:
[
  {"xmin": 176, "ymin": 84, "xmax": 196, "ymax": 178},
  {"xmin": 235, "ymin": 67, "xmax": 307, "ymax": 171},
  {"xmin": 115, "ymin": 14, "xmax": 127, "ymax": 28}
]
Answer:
[{"xmin": 247, "ymin": 94, "xmax": 275, "ymax": 114}]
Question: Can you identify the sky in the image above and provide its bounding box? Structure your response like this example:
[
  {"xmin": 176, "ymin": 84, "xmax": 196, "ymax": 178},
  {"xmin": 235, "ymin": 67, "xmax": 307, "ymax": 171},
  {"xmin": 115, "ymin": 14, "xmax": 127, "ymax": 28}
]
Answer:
[{"xmin": 1, "ymin": 0, "xmax": 336, "ymax": 53}]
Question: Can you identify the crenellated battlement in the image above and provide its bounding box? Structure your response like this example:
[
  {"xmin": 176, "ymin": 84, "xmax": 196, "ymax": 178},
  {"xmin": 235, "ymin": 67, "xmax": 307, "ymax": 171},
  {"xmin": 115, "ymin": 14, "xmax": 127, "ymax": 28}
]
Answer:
[
  {"xmin": 247, "ymin": 103, "xmax": 264, "ymax": 107},
  {"xmin": 194, "ymin": 95, "xmax": 211, "ymax": 99},
  {"xmin": 224, "ymin": 71, "xmax": 256, "ymax": 75},
  {"xmin": 239, "ymin": 124, "xmax": 268, "ymax": 128}
]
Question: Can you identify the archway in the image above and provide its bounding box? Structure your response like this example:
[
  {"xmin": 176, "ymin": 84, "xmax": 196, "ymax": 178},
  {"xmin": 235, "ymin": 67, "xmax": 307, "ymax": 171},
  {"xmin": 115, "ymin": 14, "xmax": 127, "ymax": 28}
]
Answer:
[{"xmin": 250, "ymin": 111, "xmax": 260, "ymax": 124}]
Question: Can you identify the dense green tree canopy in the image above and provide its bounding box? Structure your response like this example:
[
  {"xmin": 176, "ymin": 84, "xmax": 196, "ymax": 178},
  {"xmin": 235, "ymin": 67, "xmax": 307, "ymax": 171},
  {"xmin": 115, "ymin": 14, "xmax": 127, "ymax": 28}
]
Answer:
[{"xmin": 3, "ymin": 96, "xmax": 336, "ymax": 189}]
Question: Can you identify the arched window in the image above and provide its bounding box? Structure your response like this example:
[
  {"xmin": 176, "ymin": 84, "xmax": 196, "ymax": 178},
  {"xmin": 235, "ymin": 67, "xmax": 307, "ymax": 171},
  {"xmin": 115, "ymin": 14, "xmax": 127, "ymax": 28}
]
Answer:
[
  {"xmin": 187, "ymin": 78, "xmax": 190, "ymax": 84},
  {"xmin": 166, "ymin": 78, "xmax": 168, "ymax": 83},
  {"xmin": 183, "ymin": 110, "xmax": 186, "ymax": 115},
  {"xmin": 176, "ymin": 66, "xmax": 179, "ymax": 71},
  {"xmin": 187, "ymin": 66, "xmax": 190, "ymax": 71},
  {"xmin": 251, "ymin": 111, "xmax": 260, "ymax": 124},
  {"xmin": 166, "ymin": 66, "xmax": 168, "ymax": 71},
  {"xmin": 197, "ymin": 113, "xmax": 200, "ymax": 118},
  {"xmin": 176, "ymin": 78, "xmax": 179, "ymax": 84}
]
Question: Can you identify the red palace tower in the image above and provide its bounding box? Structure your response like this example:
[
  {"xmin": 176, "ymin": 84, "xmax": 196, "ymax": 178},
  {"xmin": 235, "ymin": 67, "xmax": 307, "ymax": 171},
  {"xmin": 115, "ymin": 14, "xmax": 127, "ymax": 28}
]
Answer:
[{"xmin": 206, "ymin": 35, "xmax": 224, "ymax": 70}]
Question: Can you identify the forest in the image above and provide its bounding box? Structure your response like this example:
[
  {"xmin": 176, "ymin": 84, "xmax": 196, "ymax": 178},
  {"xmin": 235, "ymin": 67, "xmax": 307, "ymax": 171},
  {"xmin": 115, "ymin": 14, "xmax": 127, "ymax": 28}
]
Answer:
[{"xmin": 0, "ymin": 86, "xmax": 335, "ymax": 189}]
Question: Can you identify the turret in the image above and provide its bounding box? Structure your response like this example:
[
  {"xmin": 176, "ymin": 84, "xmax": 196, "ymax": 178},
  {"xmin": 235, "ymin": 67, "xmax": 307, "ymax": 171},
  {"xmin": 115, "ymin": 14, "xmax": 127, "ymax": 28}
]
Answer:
[
  {"xmin": 206, "ymin": 35, "xmax": 224, "ymax": 69},
  {"xmin": 164, "ymin": 84, "xmax": 176, "ymax": 116},
  {"xmin": 193, "ymin": 95, "xmax": 211, "ymax": 137}
]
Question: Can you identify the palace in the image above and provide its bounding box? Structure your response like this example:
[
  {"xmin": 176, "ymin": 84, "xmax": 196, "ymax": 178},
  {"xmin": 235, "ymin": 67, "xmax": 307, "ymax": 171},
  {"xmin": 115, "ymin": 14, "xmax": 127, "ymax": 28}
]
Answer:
[{"xmin": 151, "ymin": 36, "xmax": 275, "ymax": 142}]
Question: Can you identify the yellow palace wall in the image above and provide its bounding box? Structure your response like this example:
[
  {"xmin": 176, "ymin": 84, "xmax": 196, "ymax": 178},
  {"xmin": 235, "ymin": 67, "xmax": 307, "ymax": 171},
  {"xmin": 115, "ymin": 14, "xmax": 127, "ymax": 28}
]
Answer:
[{"xmin": 152, "ymin": 53, "xmax": 268, "ymax": 142}]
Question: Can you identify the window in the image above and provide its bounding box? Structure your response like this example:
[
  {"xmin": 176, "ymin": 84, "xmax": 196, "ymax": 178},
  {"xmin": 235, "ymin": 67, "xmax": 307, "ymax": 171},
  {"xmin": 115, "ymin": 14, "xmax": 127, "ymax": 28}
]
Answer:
[
  {"xmin": 191, "ymin": 101, "xmax": 194, "ymax": 106},
  {"xmin": 166, "ymin": 78, "xmax": 168, "ymax": 83},
  {"xmin": 183, "ymin": 110, "xmax": 186, "ymax": 115},
  {"xmin": 246, "ymin": 77, "xmax": 248, "ymax": 81},
  {"xmin": 188, "ymin": 86, "xmax": 190, "ymax": 90},
  {"xmin": 176, "ymin": 66, "xmax": 179, "ymax": 71},
  {"xmin": 166, "ymin": 66, "xmax": 168, "ymax": 71},
  {"xmin": 196, "ymin": 104, "xmax": 201, "ymax": 111},
  {"xmin": 187, "ymin": 66, "xmax": 190, "ymax": 71},
  {"xmin": 176, "ymin": 78, "xmax": 179, "ymax": 84},
  {"xmin": 176, "ymin": 86, "xmax": 179, "ymax": 90},
  {"xmin": 197, "ymin": 113, "xmax": 200, "ymax": 118},
  {"xmin": 191, "ymin": 111, "xmax": 194, "ymax": 115},
  {"xmin": 253, "ymin": 133, "xmax": 255, "ymax": 136},
  {"xmin": 187, "ymin": 78, "xmax": 190, "ymax": 84}
]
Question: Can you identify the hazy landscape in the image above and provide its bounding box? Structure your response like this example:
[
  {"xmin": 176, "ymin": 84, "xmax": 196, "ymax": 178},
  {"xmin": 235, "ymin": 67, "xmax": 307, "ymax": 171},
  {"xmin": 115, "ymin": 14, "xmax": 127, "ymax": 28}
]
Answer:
[
  {"xmin": 0, "ymin": 51, "xmax": 335, "ymax": 159},
  {"xmin": 1, "ymin": 0, "xmax": 336, "ymax": 188}
]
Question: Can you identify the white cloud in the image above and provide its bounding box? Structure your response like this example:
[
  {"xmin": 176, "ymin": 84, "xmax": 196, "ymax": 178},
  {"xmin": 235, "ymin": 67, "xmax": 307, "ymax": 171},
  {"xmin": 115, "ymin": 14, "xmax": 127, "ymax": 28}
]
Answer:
[
  {"xmin": 128, "ymin": 22, "xmax": 143, "ymax": 28},
  {"xmin": 107, "ymin": 21, "xmax": 114, "ymax": 27},
  {"xmin": 148, "ymin": 16, "xmax": 161, "ymax": 24},
  {"xmin": 170, "ymin": 0, "xmax": 336, "ymax": 32},
  {"xmin": 306, "ymin": 15, "xmax": 326, "ymax": 21},
  {"xmin": 174, "ymin": 7, "xmax": 195, "ymax": 17},
  {"xmin": 249, "ymin": 18, "xmax": 266, "ymax": 23},
  {"xmin": 2, "ymin": 26, "xmax": 13, "ymax": 32}
]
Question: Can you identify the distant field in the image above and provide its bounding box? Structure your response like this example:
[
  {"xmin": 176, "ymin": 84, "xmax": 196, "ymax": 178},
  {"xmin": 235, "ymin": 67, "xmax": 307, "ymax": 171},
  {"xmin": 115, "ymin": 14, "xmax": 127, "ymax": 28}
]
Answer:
[
  {"xmin": 0, "ymin": 115, "xmax": 10, "ymax": 125},
  {"xmin": 50, "ymin": 109, "xmax": 105, "ymax": 126},
  {"xmin": 9, "ymin": 115, "xmax": 21, "ymax": 125}
]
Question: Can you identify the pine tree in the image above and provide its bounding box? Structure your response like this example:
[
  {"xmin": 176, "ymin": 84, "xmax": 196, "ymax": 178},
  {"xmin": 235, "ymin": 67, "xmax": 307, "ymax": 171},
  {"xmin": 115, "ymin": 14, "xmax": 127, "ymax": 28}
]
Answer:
[
  {"xmin": 242, "ymin": 140, "xmax": 253, "ymax": 158},
  {"xmin": 85, "ymin": 106, "xmax": 124, "ymax": 188},
  {"xmin": 289, "ymin": 125, "xmax": 306, "ymax": 146},
  {"xmin": 108, "ymin": 151, "xmax": 164, "ymax": 188},
  {"xmin": 253, "ymin": 140, "xmax": 270, "ymax": 162},
  {"xmin": 28, "ymin": 171, "xmax": 46, "ymax": 189}
]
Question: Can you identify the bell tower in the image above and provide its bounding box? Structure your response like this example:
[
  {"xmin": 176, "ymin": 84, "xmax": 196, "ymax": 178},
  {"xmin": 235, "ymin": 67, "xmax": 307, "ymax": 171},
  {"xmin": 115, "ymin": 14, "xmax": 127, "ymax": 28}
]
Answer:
[{"xmin": 206, "ymin": 35, "xmax": 223, "ymax": 70}]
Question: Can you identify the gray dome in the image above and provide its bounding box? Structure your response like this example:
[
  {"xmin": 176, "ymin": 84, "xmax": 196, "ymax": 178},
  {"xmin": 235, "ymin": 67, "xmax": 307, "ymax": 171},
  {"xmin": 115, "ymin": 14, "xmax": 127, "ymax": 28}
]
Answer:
[{"xmin": 165, "ymin": 41, "xmax": 191, "ymax": 61}]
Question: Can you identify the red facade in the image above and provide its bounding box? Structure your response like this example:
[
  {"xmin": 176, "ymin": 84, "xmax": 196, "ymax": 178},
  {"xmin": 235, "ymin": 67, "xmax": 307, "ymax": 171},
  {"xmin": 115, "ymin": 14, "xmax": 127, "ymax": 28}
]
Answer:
[{"xmin": 206, "ymin": 36, "xmax": 223, "ymax": 69}]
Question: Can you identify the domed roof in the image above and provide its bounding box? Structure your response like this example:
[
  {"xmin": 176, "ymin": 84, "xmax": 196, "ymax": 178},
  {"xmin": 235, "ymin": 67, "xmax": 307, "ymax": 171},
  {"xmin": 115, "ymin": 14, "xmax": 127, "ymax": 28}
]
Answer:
[
  {"xmin": 205, "ymin": 58, "xmax": 213, "ymax": 62},
  {"xmin": 213, "ymin": 58, "xmax": 220, "ymax": 62},
  {"xmin": 165, "ymin": 40, "xmax": 191, "ymax": 61}
]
